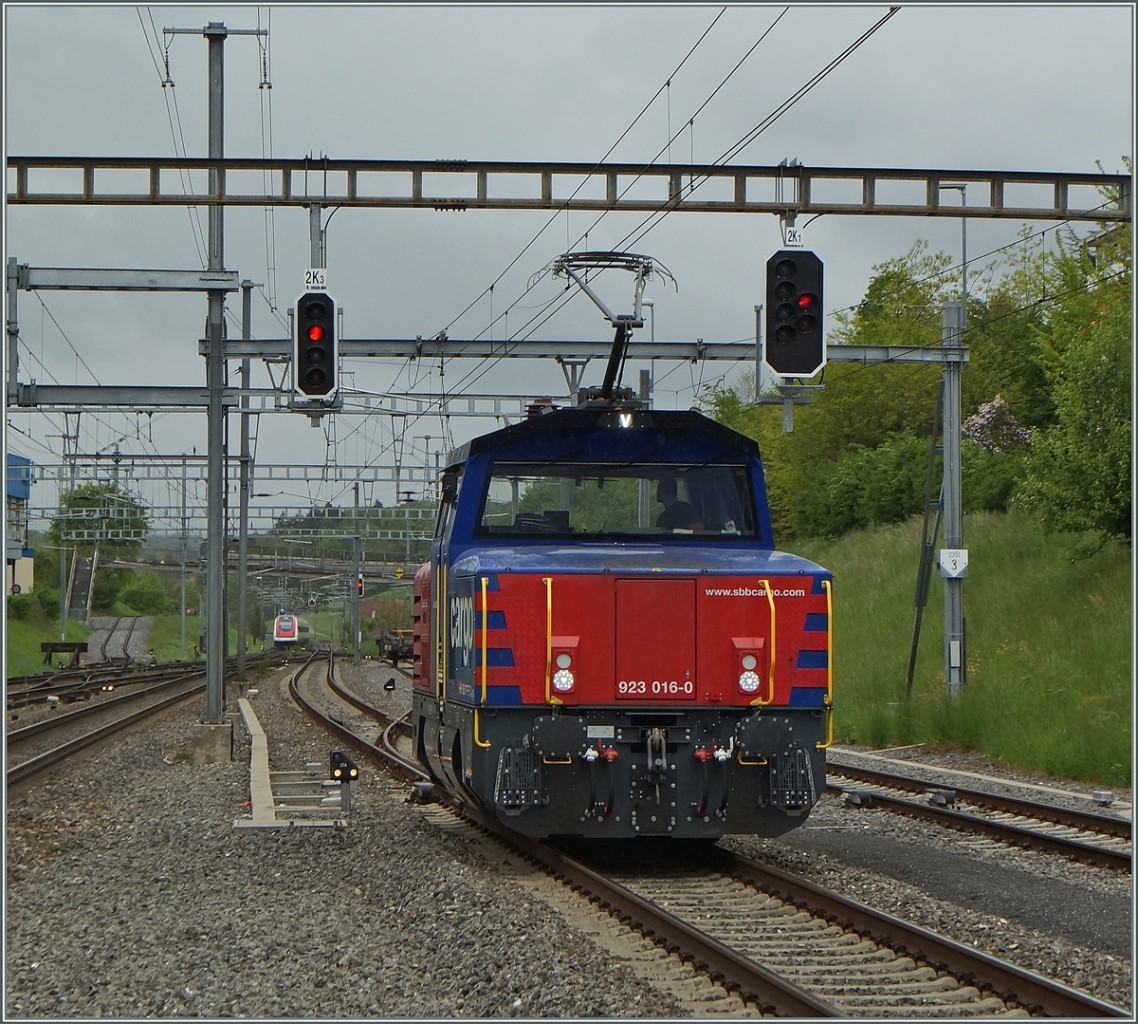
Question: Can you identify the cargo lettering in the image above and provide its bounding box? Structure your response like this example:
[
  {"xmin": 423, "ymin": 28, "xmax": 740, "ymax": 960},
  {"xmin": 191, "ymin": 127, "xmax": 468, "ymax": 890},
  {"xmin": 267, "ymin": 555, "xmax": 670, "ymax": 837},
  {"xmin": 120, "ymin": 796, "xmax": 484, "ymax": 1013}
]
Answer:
[{"xmin": 449, "ymin": 593, "xmax": 475, "ymax": 667}]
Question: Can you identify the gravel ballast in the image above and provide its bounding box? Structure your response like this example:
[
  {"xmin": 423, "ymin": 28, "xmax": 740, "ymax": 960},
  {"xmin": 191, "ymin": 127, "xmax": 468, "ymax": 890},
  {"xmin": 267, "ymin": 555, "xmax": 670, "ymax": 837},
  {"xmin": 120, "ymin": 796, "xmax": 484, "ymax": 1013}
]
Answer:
[
  {"xmin": 6, "ymin": 659, "xmax": 1133, "ymax": 1017},
  {"xmin": 6, "ymin": 665, "xmax": 684, "ymax": 1019}
]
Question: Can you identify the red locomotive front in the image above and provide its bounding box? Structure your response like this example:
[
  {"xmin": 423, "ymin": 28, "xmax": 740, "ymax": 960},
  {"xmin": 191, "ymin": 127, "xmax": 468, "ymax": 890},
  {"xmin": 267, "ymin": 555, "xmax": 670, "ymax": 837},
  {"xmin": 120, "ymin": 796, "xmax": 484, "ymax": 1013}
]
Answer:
[{"xmin": 412, "ymin": 404, "xmax": 832, "ymax": 839}]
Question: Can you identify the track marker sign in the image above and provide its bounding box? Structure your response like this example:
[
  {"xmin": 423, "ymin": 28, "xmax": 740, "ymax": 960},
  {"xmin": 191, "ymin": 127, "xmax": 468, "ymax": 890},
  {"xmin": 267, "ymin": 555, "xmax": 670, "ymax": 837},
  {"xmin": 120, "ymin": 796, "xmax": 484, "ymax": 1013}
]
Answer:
[{"xmin": 938, "ymin": 549, "xmax": 969, "ymax": 578}]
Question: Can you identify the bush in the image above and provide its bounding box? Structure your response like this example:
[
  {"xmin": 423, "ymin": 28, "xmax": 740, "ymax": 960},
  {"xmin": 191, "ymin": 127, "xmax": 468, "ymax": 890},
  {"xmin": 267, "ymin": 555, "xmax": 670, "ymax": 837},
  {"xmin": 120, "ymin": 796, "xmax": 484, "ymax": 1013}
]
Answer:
[
  {"xmin": 796, "ymin": 433, "xmax": 928, "ymax": 538},
  {"xmin": 962, "ymin": 441, "xmax": 1026, "ymax": 513},
  {"xmin": 119, "ymin": 574, "xmax": 174, "ymax": 615},
  {"xmin": 856, "ymin": 433, "xmax": 927, "ymax": 525},
  {"xmin": 8, "ymin": 593, "xmax": 33, "ymax": 621},
  {"xmin": 36, "ymin": 587, "xmax": 60, "ymax": 620},
  {"xmin": 796, "ymin": 447, "xmax": 865, "ymax": 537},
  {"xmin": 92, "ymin": 567, "xmax": 131, "ymax": 614},
  {"xmin": 796, "ymin": 432, "xmax": 1029, "ymax": 539}
]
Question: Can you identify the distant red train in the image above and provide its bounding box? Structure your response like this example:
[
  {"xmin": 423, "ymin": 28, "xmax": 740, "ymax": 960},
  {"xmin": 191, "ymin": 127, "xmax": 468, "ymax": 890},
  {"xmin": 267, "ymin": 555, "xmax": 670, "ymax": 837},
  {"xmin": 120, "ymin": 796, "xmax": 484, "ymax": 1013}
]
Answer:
[
  {"xmin": 410, "ymin": 398, "xmax": 833, "ymax": 841},
  {"xmin": 272, "ymin": 614, "xmax": 299, "ymax": 649}
]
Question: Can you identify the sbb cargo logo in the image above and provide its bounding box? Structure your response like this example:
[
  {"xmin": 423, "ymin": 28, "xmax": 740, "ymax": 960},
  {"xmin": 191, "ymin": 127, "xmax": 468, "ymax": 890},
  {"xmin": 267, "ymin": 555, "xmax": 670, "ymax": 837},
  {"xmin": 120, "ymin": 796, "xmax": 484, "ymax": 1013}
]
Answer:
[
  {"xmin": 448, "ymin": 587, "xmax": 478, "ymax": 702},
  {"xmin": 449, "ymin": 593, "xmax": 475, "ymax": 669}
]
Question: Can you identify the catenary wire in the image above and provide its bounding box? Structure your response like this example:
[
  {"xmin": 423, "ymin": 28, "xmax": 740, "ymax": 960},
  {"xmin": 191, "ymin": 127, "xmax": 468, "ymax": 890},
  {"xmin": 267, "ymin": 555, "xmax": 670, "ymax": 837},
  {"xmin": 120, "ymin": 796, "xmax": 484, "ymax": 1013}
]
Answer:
[
  {"xmin": 320, "ymin": 9, "xmax": 740, "ymax": 500},
  {"xmin": 421, "ymin": 6, "xmax": 892, "ymax": 419}
]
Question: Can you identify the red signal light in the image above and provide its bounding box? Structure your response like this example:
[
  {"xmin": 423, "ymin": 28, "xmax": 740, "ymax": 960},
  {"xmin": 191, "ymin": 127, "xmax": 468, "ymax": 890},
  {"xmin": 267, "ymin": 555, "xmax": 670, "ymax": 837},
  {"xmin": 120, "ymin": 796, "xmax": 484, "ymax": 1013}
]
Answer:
[
  {"xmin": 765, "ymin": 249, "xmax": 824, "ymax": 377},
  {"xmin": 294, "ymin": 291, "xmax": 338, "ymax": 398}
]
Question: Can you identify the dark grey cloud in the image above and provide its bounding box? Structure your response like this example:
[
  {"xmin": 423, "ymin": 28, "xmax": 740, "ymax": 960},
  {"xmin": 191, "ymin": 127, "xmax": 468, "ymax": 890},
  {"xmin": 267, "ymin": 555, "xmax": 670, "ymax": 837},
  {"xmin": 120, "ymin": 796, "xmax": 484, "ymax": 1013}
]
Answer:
[{"xmin": 5, "ymin": 3, "xmax": 1133, "ymax": 517}]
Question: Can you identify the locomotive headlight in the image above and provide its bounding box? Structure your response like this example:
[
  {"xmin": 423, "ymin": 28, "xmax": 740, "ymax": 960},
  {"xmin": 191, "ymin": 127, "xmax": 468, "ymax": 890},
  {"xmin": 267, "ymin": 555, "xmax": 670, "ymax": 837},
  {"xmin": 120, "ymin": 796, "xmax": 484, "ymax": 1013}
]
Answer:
[
  {"xmin": 738, "ymin": 670, "xmax": 762, "ymax": 694},
  {"xmin": 556, "ymin": 652, "xmax": 572, "ymax": 670},
  {"xmin": 741, "ymin": 654, "xmax": 758, "ymax": 671},
  {"xmin": 552, "ymin": 668, "xmax": 576, "ymax": 693}
]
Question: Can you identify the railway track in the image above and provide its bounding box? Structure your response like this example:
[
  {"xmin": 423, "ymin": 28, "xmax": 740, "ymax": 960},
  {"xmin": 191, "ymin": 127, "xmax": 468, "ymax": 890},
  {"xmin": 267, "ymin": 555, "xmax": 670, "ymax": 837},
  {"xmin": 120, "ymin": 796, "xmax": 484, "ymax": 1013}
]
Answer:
[
  {"xmin": 7, "ymin": 674, "xmax": 205, "ymax": 787},
  {"xmin": 549, "ymin": 840, "xmax": 1127, "ymax": 1018},
  {"xmin": 8, "ymin": 662, "xmax": 200, "ymax": 711},
  {"xmin": 293, "ymin": 658, "xmax": 1129, "ymax": 1018},
  {"xmin": 96, "ymin": 615, "xmax": 138, "ymax": 663},
  {"xmin": 286, "ymin": 647, "xmax": 423, "ymax": 780},
  {"xmin": 7, "ymin": 653, "xmax": 280, "ymax": 787},
  {"xmin": 826, "ymin": 750, "xmax": 1132, "ymax": 872}
]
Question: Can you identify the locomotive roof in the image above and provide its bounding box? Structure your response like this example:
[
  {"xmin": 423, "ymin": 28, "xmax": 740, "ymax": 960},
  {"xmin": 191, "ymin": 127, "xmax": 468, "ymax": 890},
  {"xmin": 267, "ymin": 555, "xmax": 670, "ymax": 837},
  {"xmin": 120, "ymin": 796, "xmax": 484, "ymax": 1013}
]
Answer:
[{"xmin": 445, "ymin": 404, "xmax": 759, "ymax": 468}]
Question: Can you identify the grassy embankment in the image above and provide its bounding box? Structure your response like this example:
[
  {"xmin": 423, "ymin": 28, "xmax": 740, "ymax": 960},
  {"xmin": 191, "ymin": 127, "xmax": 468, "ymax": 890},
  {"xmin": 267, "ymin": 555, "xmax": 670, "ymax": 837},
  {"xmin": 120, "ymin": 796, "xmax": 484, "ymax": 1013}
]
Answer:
[
  {"xmin": 794, "ymin": 509, "xmax": 1131, "ymax": 787},
  {"xmin": 6, "ymin": 510, "xmax": 1131, "ymax": 785}
]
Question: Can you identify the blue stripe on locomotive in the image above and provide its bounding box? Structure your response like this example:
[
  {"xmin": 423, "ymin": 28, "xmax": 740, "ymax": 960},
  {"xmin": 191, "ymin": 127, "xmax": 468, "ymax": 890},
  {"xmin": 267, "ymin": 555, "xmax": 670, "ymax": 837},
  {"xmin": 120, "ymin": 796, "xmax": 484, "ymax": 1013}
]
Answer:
[
  {"xmin": 788, "ymin": 687, "xmax": 829, "ymax": 707},
  {"xmin": 478, "ymin": 609, "xmax": 507, "ymax": 630},
  {"xmin": 484, "ymin": 685, "xmax": 524, "ymax": 705},
  {"xmin": 795, "ymin": 649, "xmax": 829, "ymax": 670}
]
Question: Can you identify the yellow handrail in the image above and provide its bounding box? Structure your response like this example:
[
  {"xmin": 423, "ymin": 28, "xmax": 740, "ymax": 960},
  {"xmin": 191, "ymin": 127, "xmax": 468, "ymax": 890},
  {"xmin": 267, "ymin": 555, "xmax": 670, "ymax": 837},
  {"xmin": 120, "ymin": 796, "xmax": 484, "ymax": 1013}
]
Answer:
[
  {"xmin": 817, "ymin": 578, "xmax": 834, "ymax": 750},
  {"xmin": 474, "ymin": 709, "xmax": 491, "ymax": 749},
  {"xmin": 474, "ymin": 575, "xmax": 492, "ymax": 748},
  {"xmin": 543, "ymin": 577, "xmax": 561, "ymax": 705},
  {"xmin": 434, "ymin": 563, "xmax": 445, "ymax": 701},
  {"xmin": 751, "ymin": 578, "xmax": 776, "ymax": 706},
  {"xmin": 480, "ymin": 576, "xmax": 489, "ymax": 706}
]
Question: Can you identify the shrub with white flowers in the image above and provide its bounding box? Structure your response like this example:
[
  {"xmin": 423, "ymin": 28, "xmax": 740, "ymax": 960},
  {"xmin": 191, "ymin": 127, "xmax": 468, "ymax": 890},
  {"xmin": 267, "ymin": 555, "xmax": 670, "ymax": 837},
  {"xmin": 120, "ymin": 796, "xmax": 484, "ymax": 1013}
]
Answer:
[{"xmin": 962, "ymin": 394, "xmax": 1031, "ymax": 454}]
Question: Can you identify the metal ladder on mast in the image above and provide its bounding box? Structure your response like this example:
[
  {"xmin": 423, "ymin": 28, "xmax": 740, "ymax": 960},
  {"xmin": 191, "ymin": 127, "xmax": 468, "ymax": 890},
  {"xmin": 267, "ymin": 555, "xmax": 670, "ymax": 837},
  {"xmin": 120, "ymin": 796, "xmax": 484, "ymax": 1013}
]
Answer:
[{"xmin": 905, "ymin": 379, "xmax": 945, "ymax": 697}]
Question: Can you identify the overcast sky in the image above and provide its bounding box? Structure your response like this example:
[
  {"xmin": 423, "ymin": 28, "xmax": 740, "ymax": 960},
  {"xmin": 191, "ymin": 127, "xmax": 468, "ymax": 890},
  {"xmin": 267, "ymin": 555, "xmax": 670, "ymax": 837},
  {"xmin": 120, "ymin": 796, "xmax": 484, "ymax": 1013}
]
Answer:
[{"xmin": 4, "ymin": 3, "xmax": 1134, "ymax": 532}]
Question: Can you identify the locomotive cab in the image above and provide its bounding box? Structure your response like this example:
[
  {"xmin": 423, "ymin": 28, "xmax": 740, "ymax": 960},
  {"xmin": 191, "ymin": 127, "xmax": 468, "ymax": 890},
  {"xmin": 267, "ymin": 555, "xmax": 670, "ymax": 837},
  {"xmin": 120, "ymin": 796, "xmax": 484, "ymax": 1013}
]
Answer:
[{"xmin": 411, "ymin": 402, "xmax": 833, "ymax": 839}]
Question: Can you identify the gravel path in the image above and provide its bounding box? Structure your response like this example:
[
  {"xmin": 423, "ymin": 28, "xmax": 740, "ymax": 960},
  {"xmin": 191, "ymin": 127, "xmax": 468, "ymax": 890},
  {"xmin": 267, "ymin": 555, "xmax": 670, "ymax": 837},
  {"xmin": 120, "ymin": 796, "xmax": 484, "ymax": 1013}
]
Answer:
[{"xmin": 5, "ymin": 658, "xmax": 1133, "ymax": 1017}]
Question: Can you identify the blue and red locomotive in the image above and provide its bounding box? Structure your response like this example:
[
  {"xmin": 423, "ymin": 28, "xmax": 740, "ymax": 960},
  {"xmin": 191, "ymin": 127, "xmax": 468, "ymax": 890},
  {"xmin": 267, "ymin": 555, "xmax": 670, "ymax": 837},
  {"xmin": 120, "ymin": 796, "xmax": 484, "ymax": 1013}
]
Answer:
[{"xmin": 411, "ymin": 397, "xmax": 833, "ymax": 839}]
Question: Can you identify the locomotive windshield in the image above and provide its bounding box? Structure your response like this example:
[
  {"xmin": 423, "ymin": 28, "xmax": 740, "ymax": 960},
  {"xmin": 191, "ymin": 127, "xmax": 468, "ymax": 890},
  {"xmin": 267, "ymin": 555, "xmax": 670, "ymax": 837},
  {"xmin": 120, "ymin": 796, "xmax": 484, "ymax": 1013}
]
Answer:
[{"xmin": 475, "ymin": 462, "xmax": 759, "ymax": 540}]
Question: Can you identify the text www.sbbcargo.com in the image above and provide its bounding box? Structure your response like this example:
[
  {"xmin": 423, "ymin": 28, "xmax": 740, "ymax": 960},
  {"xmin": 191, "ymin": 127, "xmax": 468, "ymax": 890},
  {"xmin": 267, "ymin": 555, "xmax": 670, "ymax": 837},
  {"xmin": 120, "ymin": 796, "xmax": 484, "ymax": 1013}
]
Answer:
[{"xmin": 704, "ymin": 586, "xmax": 806, "ymax": 598}]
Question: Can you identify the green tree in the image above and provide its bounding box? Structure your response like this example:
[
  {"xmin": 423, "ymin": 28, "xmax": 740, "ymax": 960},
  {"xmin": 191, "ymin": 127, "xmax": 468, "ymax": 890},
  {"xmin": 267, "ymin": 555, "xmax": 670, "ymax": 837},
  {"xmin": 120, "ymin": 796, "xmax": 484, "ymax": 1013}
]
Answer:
[
  {"xmin": 795, "ymin": 432, "xmax": 929, "ymax": 537},
  {"xmin": 49, "ymin": 483, "xmax": 150, "ymax": 553},
  {"xmin": 91, "ymin": 565, "xmax": 131, "ymax": 614},
  {"xmin": 962, "ymin": 250, "xmax": 1054, "ymax": 431},
  {"xmin": 119, "ymin": 573, "xmax": 174, "ymax": 614},
  {"xmin": 1012, "ymin": 222, "xmax": 1132, "ymax": 541},
  {"xmin": 705, "ymin": 243, "xmax": 955, "ymax": 540},
  {"xmin": 708, "ymin": 215, "xmax": 1132, "ymax": 547}
]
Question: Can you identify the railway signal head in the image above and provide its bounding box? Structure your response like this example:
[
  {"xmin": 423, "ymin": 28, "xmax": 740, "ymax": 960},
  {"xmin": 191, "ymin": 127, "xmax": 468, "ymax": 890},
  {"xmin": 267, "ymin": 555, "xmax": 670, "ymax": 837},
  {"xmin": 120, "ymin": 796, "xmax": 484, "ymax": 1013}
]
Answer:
[
  {"xmin": 331, "ymin": 750, "xmax": 359, "ymax": 783},
  {"xmin": 764, "ymin": 250, "xmax": 825, "ymax": 378},
  {"xmin": 356, "ymin": 574, "xmax": 364, "ymax": 597},
  {"xmin": 294, "ymin": 291, "xmax": 338, "ymax": 398}
]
